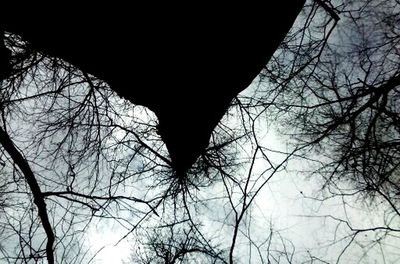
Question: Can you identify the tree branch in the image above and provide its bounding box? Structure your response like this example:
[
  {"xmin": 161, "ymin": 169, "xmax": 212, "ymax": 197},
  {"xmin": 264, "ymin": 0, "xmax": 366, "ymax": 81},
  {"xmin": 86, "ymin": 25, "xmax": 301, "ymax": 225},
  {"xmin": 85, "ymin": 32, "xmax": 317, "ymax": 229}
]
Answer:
[{"xmin": 0, "ymin": 127, "xmax": 54, "ymax": 264}]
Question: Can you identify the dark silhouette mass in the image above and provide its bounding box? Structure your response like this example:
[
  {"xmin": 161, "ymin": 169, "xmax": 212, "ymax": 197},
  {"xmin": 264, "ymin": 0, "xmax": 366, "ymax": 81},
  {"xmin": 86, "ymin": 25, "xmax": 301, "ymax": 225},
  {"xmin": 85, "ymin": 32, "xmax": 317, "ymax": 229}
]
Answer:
[{"xmin": 0, "ymin": 2, "xmax": 305, "ymax": 176}]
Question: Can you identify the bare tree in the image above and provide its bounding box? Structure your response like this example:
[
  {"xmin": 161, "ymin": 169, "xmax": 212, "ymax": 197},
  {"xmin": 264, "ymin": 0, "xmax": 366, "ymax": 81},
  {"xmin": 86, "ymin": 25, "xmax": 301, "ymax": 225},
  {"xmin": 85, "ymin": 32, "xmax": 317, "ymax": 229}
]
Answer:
[
  {"xmin": 249, "ymin": 0, "xmax": 400, "ymax": 262},
  {"xmin": 1, "ymin": 1, "xmax": 400, "ymax": 263}
]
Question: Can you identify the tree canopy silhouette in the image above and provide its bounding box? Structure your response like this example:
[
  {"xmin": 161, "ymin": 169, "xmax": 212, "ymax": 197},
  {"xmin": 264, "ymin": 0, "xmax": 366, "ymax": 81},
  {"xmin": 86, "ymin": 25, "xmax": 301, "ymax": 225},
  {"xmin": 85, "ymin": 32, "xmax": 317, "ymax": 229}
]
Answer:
[
  {"xmin": 1, "ymin": 1, "xmax": 400, "ymax": 263},
  {"xmin": 0, "ymin": 1, "xmax": 304, "ymax": 177}
]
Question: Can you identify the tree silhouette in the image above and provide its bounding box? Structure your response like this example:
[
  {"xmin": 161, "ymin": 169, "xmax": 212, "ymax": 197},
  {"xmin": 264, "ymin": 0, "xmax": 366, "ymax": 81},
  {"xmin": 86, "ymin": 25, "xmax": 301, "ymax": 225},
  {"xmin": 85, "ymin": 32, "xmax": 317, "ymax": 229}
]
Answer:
[
  {"xmin": 254, "ymin": 0, "xmax": 400, "ymax": 261},
  {"xmin": 0, "ymin": 1, "xmax": 400, "ymax": 263}
]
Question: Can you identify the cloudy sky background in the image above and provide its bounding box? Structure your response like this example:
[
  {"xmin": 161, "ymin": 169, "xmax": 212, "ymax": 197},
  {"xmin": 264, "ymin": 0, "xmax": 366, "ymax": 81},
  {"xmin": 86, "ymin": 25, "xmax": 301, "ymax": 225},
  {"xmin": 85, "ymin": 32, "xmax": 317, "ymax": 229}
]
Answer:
[{"xmin": 1, "ymin": 0, "xmax": 400, "ymax": 263}]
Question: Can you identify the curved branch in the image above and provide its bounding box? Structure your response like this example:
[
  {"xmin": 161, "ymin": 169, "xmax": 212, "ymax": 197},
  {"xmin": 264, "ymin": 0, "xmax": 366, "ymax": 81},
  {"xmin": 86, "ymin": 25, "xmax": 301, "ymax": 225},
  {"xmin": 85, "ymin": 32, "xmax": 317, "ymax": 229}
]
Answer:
[{"xmin": 0, "ymin": 127, "xmax": 54, "ymax": 264}]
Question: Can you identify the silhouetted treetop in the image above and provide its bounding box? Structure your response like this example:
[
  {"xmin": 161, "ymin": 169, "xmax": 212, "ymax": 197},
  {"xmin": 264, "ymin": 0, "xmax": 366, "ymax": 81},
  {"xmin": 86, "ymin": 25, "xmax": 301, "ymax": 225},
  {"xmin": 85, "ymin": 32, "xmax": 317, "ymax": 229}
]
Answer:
[{"xmin": 0, "ymin": 1, "xmax": 305, "ymax": 176}]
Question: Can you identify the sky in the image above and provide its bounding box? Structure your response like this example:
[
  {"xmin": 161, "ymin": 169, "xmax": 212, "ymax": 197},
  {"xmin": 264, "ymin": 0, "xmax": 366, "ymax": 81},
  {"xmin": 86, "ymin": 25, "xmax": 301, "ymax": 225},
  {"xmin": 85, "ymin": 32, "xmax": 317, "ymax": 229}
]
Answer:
[
  {"xmin": 82, "ymin": 81, "xmax": 399, "ymax": 263},
  {"xmin": 1, "ymin": 1, "xmax": 400, "ymax": 263}
]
